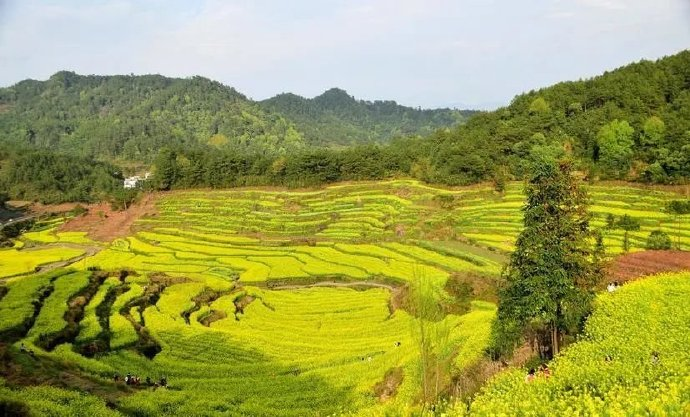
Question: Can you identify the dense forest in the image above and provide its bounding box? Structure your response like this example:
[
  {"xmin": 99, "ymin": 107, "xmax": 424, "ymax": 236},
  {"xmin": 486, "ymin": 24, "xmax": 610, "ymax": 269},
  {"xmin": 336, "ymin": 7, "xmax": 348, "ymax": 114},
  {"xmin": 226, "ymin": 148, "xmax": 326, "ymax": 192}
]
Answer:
[
  {"xmin": 0, "ymin": 72, "xmax": 470, "ymax": 160},
  {"xmin": 0, "ymin": 146, "xmax": 122, "ymax": 203},
  {"xmin": 425, "ymin": 50, "xmax": 690, "ymax": 185},
  {"xmin": 0, "ymin": 72, "xmax": 305, "ymax": 159},
  {"xmin": 1, "ymin": 50, "xmax": 689, "ymax": 203},
  {"xmin": 261, "ymin": 88, "xmax": 474, "ymax": 146}
]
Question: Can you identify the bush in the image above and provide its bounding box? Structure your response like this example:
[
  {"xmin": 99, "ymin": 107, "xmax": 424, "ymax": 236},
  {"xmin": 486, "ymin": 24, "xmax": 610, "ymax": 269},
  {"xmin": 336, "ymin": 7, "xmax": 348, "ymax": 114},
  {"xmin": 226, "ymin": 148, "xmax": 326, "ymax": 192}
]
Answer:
[
  {"xmin": 646, "ymin": 230, "xmax": 672, "ymax": 250},
  {"xmin": 616, "ymin": 214, "xmax": 641, "ymax": 231}
]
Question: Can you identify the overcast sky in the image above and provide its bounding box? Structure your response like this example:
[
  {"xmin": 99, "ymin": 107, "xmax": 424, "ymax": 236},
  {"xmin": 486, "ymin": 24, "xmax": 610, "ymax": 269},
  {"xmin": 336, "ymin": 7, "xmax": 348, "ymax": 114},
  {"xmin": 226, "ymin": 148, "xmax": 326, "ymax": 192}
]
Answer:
[{"xmin": 0, "ymin": 0, "xmax": 689, "ymax": 109}]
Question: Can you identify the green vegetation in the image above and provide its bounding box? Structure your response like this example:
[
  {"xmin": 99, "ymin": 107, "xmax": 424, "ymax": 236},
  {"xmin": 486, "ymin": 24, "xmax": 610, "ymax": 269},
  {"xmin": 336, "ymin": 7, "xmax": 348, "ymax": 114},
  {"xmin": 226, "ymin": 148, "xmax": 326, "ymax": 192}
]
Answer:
[
  {"xmin": 0, "ymin": 246, "xmax": 85, "ymax": 279},
  {"xmin": 28, "ymin": 271, "xmax": 91, "ymax": 342},
  {"xmin": 460, "ymin": 272, "xmax": 690, "ymax": 416},
  {"xmin": 0, "ymin": 73, "xmax": 470, "ymax": 161},
  {"xmin": 646, "ymin": 229, "xmax": 672, "ymax": 250},
  {"xmin": 261, "ymin": 88, "xmax": 474, "ymax": 146},
  {"xmin": 0, "ymin": 72, "xmax": 305, "ymax": 159},
  {"xmin": 490, "ymin": 160, "xmax": 599, "ymax": 359},
  {"xmin": 0, "ymin": 380, "xmax": 119, "ymax": 417},
  {"xmin": 0, "ymin": 148, "xmax": 123, "ymax": 203},
  {"xmin": 2, "ymin": 51, "xmax": 689, "ymax": 204},
  {"xmin": 0, "ymin": 181, "xmax": 507, "ymax": 416}
]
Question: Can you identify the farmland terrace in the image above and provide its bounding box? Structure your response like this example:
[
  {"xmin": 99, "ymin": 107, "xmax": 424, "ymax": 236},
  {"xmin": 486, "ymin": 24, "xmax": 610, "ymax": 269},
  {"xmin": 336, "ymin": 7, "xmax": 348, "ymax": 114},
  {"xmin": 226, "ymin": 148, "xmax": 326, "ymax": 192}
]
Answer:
[{"xmin": 1, "ymin": 179, "xmax": 690, "ymax": 415}]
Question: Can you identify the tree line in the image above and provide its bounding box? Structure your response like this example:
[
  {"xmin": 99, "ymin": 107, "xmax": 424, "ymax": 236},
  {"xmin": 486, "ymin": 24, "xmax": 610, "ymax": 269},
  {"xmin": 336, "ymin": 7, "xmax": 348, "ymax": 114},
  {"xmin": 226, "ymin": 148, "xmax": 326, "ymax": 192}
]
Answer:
[{"xmin": 0, "ymin": 146, "xmax": 122, "ymax": 204}]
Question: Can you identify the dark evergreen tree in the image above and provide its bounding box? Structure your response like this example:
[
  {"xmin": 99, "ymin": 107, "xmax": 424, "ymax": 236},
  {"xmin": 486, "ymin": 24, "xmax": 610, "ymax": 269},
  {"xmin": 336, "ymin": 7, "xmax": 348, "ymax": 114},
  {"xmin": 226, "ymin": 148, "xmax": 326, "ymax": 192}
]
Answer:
[{"xmin": 489, "ymin": 159, "xmax": 599, "ymax": 358}]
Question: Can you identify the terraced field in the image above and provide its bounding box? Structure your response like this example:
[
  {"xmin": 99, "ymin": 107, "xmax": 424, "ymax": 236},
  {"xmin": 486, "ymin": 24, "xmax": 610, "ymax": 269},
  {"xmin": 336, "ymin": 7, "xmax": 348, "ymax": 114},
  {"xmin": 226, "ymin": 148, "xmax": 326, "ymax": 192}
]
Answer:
[
  {"xmin": 451, "ymin": 182, "xmax": 690, "ymax": 254},
  {"xmin": 1, "ymin": 180, "xmax": 689, "ymax": 415}
]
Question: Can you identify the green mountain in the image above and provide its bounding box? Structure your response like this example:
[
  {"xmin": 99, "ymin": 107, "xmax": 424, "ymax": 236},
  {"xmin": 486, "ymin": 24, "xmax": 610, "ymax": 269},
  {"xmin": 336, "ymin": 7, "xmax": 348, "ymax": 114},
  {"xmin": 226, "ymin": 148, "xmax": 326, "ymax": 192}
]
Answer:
[
  {"xmin": 2, "ymin": 51, "xmax": 689, "ymax": 205},
  {"xmin": 0, "ymin": 71, "xmax": 307, "ymax": 160},
  {"xmin": 261, "ymin": 87, "xmax": 475, "ymax": 146},
  {"xmin": 424, "ymin": 50, "xmax": 690, "ymax": 185},
  {"xmin": 261, "ymin": 88, "xmax": 475, "ymax": 146},
  {"xmin": 0, "ymin": 73, "xmax": 472, "ymax": 161}
]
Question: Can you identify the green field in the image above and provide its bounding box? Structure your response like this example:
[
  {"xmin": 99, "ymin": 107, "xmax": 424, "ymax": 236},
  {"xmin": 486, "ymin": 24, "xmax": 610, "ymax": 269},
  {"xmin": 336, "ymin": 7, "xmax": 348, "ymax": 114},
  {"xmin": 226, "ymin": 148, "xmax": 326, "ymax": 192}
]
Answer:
[{"xmin": 1, "ymin": 180, "xmax": 689, "ymax": 415}]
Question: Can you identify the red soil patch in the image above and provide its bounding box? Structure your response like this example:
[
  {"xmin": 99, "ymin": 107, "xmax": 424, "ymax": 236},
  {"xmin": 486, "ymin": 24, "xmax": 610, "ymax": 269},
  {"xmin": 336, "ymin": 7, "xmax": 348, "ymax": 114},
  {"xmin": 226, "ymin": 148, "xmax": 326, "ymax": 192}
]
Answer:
[
  {"xmin": 59, "ymin": 194, "xmax": 157, "ymax": 242},
  {"xmin": 606, "ymin": 250, "xmax": 690, "ymax": 283},
  {"xmin": 28, "ymin": 202, "xmax": 80, "ymax": 214}
]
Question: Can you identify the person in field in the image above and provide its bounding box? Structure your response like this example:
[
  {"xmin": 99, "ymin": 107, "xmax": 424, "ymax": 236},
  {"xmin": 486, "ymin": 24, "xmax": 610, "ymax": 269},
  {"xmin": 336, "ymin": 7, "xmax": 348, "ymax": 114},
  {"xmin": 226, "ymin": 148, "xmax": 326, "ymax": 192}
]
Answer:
[
  {"xmin": 525, "ymin": 368, "xmax": 536, "ymax": 382},
  {"xmin": 539, "ymin": 364, "xmax": 551, "ymax": 378}
]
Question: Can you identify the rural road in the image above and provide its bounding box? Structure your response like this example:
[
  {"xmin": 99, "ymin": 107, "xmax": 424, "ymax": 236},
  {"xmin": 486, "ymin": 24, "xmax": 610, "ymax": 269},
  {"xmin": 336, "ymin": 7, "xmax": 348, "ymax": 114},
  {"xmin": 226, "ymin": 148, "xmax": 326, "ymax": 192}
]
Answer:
[{"xmin": 0, "ymin": 214, "xmax": 40, "ymax": 231}]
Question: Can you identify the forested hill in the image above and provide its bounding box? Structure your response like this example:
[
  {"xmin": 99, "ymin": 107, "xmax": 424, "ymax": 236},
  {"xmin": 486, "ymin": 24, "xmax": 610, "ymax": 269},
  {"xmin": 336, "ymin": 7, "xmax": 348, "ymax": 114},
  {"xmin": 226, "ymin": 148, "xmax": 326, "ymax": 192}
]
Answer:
[
  {"xmin": 0, "ymin": 72, "xmax": 472, "ymax": 160},
  {"xmin": 425, "ymin": 50, "xmax": 690, "ymax": 185},
  {"xmin": 0, "ymin": 71, "xmax": 306, "ymax": 160},
  {"xmin": 2, "ymin": 51, "xmax": 689, "ymax": 204},
  {"xmin": 260, "ymin": 88, "xmax": 476, "ymax": 146}
]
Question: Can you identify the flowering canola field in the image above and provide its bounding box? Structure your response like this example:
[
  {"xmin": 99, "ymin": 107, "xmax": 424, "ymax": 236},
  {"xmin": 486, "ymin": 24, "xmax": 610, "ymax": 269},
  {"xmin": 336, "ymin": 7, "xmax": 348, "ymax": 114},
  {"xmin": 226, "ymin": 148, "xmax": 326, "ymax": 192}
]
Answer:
[
  {"xmin": 0, "ymin": 180, "xmax": 688, "ymax": 415},
  {"xmin": 458, "ymin": 271, "xmax": 690, "ymax": 416}
]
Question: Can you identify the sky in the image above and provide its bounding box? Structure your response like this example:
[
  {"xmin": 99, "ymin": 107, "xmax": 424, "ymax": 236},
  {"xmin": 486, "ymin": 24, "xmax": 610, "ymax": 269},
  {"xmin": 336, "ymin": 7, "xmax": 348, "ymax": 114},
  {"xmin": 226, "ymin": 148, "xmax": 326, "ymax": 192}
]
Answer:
[{"xmin": 0, "ymin": 0, "xmax": 689, "ymax": 110}]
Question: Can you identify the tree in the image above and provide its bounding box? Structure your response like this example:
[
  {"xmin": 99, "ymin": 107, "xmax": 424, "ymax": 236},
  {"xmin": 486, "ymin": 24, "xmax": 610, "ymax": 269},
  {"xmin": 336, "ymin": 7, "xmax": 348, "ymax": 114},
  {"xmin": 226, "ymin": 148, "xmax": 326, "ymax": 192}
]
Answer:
[
  {"xmin": 594, "ymin": 229, "xmax": 605, "ymax": 260},
  {"xmin": 646, "ymin": 230, "xmax": 672, "ymax": 250},
  {"xmin": 616, "ymin": 214, "xmax": 641, "ymax": 252},
  {"xmin": 666, "ymin": 200, "xmax": 690, "ymax": 249},
  {"xmin": 605, "ymin": 213, "xmax": 616, "ymax": 229},
  {"xmin": 153, "ymin": 147, "xmax": 179, "ymax": 191},
  {"xmin": 597, "ymin": 120, "xmax": 634, "ymax": 178},
  {"xmin": 409, "ymin": 269, "xmax": 443, "ymax": 408},
  {"xmin": 616, "ymin": 214, "xmax": 640, "ymax": 231},
  {"xmin": 528, "ymin": 97, "xmax": 551, "ymax": 115},
  {"xmin": 492, "ymin": 166, "xmax": 509, "ymax": 193},
  {"xmin": 641, "ymin": 116, "xmax": 666, "ymax": 147},
  {"xmin": 490, "ymin": 159, "xmax": 598, "ymax": 359},
  {"xmin": 623, "ymin": 232, "xmax": 630, "ymax": 252}
]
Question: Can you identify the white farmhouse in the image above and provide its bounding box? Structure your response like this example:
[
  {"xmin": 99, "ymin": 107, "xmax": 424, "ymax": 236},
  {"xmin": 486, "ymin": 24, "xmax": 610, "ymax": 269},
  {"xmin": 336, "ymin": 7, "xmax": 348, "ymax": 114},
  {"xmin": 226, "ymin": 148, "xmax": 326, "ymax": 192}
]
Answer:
[
  {"xmin": 124, "ymin": 176, "xmax": 141, "ymax": 189},
  {"xmin": 123, "ymin": 172, "xmax": 151, "ymax": 189}
]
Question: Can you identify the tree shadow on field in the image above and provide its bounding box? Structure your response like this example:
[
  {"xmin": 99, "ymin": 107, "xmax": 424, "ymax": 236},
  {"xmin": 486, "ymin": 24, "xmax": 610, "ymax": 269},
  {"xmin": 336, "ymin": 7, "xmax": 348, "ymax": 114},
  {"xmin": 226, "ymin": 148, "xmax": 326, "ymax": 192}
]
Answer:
[{"xmin": 117, "ymin": 329, "xmax": 359, "ymax": 417}]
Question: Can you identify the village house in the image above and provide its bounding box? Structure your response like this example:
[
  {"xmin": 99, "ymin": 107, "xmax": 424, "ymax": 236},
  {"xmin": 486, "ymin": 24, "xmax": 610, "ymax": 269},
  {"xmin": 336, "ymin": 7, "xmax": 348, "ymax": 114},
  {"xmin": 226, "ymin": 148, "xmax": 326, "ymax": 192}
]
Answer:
[{"xmin": 124, "ymin": 172, "xmax": 151, "ymax": 189}]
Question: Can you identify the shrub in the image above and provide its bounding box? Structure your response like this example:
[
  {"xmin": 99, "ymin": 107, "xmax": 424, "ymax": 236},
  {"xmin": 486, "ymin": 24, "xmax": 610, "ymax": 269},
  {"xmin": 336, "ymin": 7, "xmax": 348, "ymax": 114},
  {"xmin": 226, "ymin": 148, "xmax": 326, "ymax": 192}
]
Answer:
[{"xmin": 646, "ymin": 230, "xmax": 672, "ymax": 250}]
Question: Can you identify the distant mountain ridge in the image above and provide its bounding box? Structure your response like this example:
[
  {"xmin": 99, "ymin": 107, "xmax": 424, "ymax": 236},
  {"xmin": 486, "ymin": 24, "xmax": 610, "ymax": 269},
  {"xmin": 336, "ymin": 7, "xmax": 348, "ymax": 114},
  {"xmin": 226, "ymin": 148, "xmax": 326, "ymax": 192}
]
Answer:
[
  {"xmin": 0, "ymin": 72, "xmax": 474, "ymax": 161},
  {"xmin": 261, "ymin": 88, "xmax": 476, "ymax": 146}
]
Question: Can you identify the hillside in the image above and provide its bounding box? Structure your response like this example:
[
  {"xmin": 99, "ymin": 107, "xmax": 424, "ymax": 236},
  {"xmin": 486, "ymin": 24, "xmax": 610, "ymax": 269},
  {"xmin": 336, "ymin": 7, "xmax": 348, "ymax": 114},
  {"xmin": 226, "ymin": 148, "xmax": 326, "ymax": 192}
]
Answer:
[
  {"xmin": 460, "ymin": 272, "xmax": 690, "ymax": 415},
  {"xmin": 0, "ymin": 73, "xmax": 471, "ymax": 162},
  {"xmin": 261, "ymin": 88, "xmax": 475, "ymax": 146},
  {"xmin": 0, "ymin": 72, "xmax": 305, "ymax": 160},
  {"xmin": 426, "ymin": 50, "xmax": 690, "ymax": 185},
  {"xmin": 2, "ymin": 51, "xmax": 690, "ymax": 205},
  {"xmin": 2, "ymin": 180, "xmax": 690, "ymax": 415}
]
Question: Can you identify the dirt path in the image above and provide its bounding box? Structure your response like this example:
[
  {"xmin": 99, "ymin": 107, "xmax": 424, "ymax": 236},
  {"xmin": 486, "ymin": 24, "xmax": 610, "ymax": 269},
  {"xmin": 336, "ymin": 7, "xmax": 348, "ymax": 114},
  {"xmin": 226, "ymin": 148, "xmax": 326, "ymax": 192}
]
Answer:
[
  {"xmin": 33, "ymin": 244, "xmax": 102, "ymax": 273},
  {"xmin": 59, "ymin": 193, "xmax": 157, "ymax": 242},
  {"xmin": 267, "ymin": 280, "xmax": 398, "ymax": 291},
  {"xmin": 0, "ymin": 244, "xmax": 102, "ymax": 284}
]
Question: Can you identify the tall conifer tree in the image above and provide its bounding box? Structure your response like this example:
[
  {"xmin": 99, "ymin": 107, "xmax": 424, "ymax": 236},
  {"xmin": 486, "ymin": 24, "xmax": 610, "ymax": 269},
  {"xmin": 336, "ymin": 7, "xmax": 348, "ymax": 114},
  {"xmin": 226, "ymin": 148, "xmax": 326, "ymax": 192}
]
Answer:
[{"xmin": 490, "ymin": 159, "xmax": 599, "ymax": 358}]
